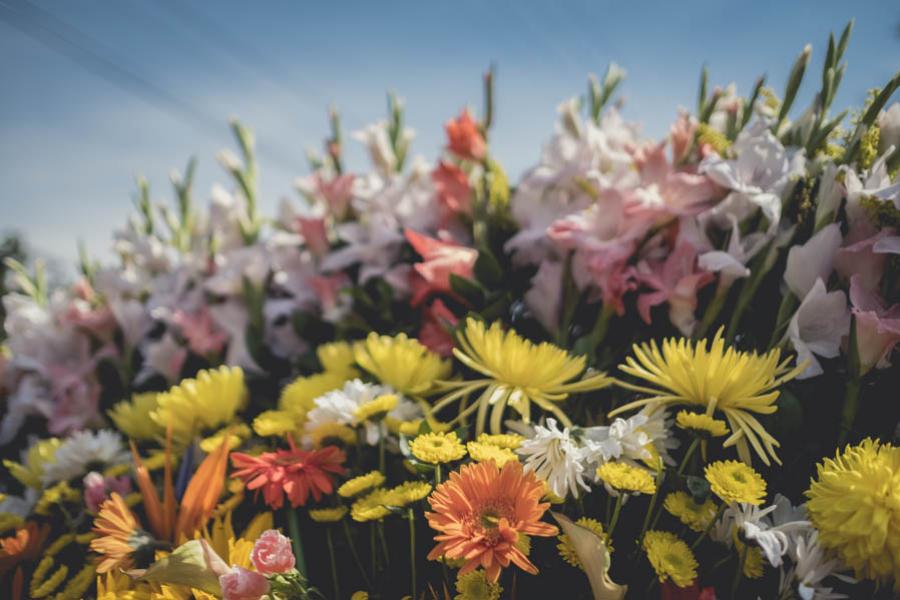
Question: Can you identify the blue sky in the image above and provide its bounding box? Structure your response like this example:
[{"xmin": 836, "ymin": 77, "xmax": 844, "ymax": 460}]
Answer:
[{"xmin": 1, "ymin": 0, "xmax": 898, "ymax": 266}]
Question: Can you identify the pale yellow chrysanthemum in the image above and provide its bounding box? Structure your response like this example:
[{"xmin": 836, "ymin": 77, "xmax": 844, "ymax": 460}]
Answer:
[
  {"xmin": 354, "ymin": 332, "xmax": 451, "ymax": 396},
  {"xmin": 806, "ymin": 438, "xmax": 900, "ymax": 587},
  {"xmin": 557, "ymin": 517, "xmax": 609, "ymax": 569},
  {"xmin": 354, "ymin": 394, "xmax": 399, "ymax": 422},
  {"xmin": 252, "ymin": 410, "xmax": 298, "ymax": 437},
  {"xmin": 199, "ymin": 423, "xmax": 251, "ymax": 454},
  {"xmin": 279, "ymin": 370, "xmax": 349, "ymax": 423},
  {"xmin": 309, "ymin": 423, "xmax": 356, "ymax": 448},
  {"xmin": 309, "ymin": 506, "xmax": 349, "ymax": 523},
  {"xmin": 3, "ymin": 437, "xmax": 60, "ymax": 489},
  {"xmin": 705, "ymin": 460, "xmax": 766, "ymax": 505},
  {"xmin": 663, "ymin": 492, "xmax": 718, "ymax": 532},
  {"xmin": 642, "ymin": 530, "xmax": 698, "ymax": 588},
  {"xmin": 455, "ymin": 569, "xmax": 502, "ymax": 600},
  {"xmin": 351, "ymin": 488, "xmax": 394, "ymax": 522},
  {"xmin": 338, "ymin": 471, "xmax": 386, "ymax": 498},
  {"xmin": 476, "ymin": 433, "xmax": 525, "ymax": 450},
  {"xmin": 108, "ymin": 393, "xmax": 163, "ymax": 441},
  {"xmin": 596, "ymin": 462, "xmax": 656, "ymax": 495},
  {"xmin": 317, "ymin": 341, "xmax": 360, "ymax": 377},
  {"xmin": 611, "ymin": 328, "xmax": 805, "ymax": 465},
  {"xmin": 150, "ymin": 366, "xmax": 247, "ymax": 445},
  {"xmin": 433, "ymin": 319, "xmax": 612, "ymax": 434},
  {"xmin": 386, "ymin": 481, "xmax": 432, "ymax": 506},
  {"xmin": 409, "ymin": 432, "xmax": 467, "ymax": 464},
  {"xmin": 466, "ymin": 441, "xmax": 518, "ymax": 467},
  {"xmin": 675, "ymin": 410, "xmax": 729, "ymax": 438}
]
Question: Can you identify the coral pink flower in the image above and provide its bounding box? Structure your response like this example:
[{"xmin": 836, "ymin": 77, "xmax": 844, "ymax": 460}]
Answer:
[
  {"xmin": 670, "ymin": 111, "xmax": 697, "ymax": 164},
  {"xmin": 418, "ymin": 299, "xmax": 459, "ymax": 357},
  {"xmin": 301, "ymin": 173, "xmax": 355, "ymax": 220},
  {"xmin": 310, "ymin": 273, "xmax": 350, "ymax": 320},
  {"xmin": 295, "ymin": 216, "xmax": 330, "ymax": 256},
  {"xmin": 635, "ymin": 242, "xmax": 714, "ymax": 335},
  {"xmin": 445, "ymin": 109, "xmax": 486, "ymax": 161},
  {"xmin": 628, "ymin": 141, "xmax": 718, "ymax": 217},
  {"xmin": 219, "ymin": 566, "xmax": 270, "ymax": 600},
  {"xmin": 432, "ymin": 161, "xmax": 472, "ymax": 219},
  {"xmin": 231, "ymin": 444, "xmax": 346, "ymax": 509},
  {"xmin": 849, "ymin": 275, "xmax": 900, "ymax": 374},
  {"xmin": 834, "ymin": 229, "xmax": 900, "ymax": 295},
  {"xmin": 405, "ymin": 229, "xmax": 478, "ymax": 307},
  {"xmin": 250, "ymin": 529, "xmax": 295, "ymax": 575},
  {"xmin": 172, "ymin": 307, "xmax": 228, "ymax": 357}
]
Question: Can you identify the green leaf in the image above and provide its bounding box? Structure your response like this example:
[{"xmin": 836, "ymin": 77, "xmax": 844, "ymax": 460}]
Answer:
[
  {"xmin": 686, "ymin": 476, "xmax": 711, "ymax": 504},
  {"xmin": 473, "ymin": 249, "xmax": 503, "ymax": 288},
  {"xmin": 449, "ymin": 273, "xmax": 485, "ymax": 306}
]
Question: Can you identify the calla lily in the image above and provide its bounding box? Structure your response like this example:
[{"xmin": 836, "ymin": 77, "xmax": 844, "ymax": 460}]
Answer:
[
  {"xmin": 552, "ymin": 512, "xmax": 627, "ymax": 600},
  {"xmin": 132, "ymin": 538, "xmax": 227, "ymax": 595}
]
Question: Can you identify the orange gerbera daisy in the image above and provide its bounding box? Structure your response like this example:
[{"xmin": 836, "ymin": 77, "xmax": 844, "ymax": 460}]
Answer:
[
  {"xmin": 90, "ymin": 492, "xmax": 153, "ymax": 573},
  {"xmin": 426, "ymin": 460, "xmax": 558, "ymax": 582},
  {"xmin": 0, "ymin": 521, "xmax": 48, "ymax": 576}
]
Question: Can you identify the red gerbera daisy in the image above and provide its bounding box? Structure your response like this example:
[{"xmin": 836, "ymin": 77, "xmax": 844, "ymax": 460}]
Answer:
[{"xmin": 231, "ymin": 444, "xmax": 346, "ymax": 509}]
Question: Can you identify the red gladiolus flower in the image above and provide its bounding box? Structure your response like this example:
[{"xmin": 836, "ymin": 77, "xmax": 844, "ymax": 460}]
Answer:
[
  {"xmin": 405, "ymin": 229, "xmax": 478, "ymax": 307},
  {"xmin": 445, "ymin": 109, "xmax": 486, "ymax": 161},
  {"xmin": 231, "ymin": 444, "xmax": 346, "ymax": 509}
]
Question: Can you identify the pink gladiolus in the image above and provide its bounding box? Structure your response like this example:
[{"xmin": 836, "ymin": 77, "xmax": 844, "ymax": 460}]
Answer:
[
  {"xmin": 418, "ymin": 299, "xmax": 459, "ymax": 357},
  {"xmin": 219, "ymin": 566, "xmax": 270, "ymax": 600},
  {"xmin": 432, "ymin": 161, "xmax": 472, "ymax": 219},
  {"xmin": 635, "ymin": 242, "xmax": 714, "ymax": 335},
  {"xmin": 405, "ymin": 229, "xmax": 478, "ymax": 307},
  {"xmin": 318, "ymin": 173, "xmax": 355, "ymax": 220},
  {"xmin": 172, "ymin": 307, "xmax": 228, "ymax": 357},
  {"xmin": 445, "ymin": 109, "xmax": 486, "ymax": 161},
  {"xmin": 295, "ymin": 216, "xmax": 330, "ymax": 256},
  {"xmin": 250, "ymin": 529, "xmax": 295, "ymax": 575},
  {"xmin": 849, "ymin": 275, "xmax": 900, "ymax": 374}
]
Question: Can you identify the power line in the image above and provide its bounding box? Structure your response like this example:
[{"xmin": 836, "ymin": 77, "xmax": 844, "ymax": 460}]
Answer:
[{"xmin": 0, "ymin": 0, "xmax": 300, "ymax": 174}]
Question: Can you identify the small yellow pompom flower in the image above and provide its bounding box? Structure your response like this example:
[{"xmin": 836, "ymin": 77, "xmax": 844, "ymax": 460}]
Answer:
[
  {"xmin": 642, "ymin": 530, "xmax": 698, "ymax": 588},
  {"xmin": 466, "ymin": 441, "xmax": 518, "ymax": 467},
  {"xmin": 805, "ymin": 438, "xmax": 900, "ymax": 586},
  {"xmin": 338, "ymin": 471, "xmax": 386, "ymax": 498},
  {"xmin": 309, "ymin": 423, "xmax": 356, "ymax": 448},
  {"xmin": 455, "ymin": 569, "xmax": 502, "ymax": 600},
  {"xmin": 317, "ymin": 341, "xmax": 360, "ymax": 377},
  {"xmin": 409, "ymin": 432, "xmax": 467, "ymax": 464},
  {"xmin": 108, "ymin": 392, "xmax": 162, "ymax": 440},
  {"xmin": 663, "ymin": 492, "xmax": 718, "ymax": 532},
  {"xmin": 705, "ymin": 460, "xmax": 766, "ymax": 505},
  {"xmin": 252, "ymin": 410, "xmax": 297, "ymax": 437},
  {"xmin": 675, "ymin": 411, "xmax": 729, "ymax": 438},
  {"xmin": 596, "ymin": 462, "xmax": 656, "ymax": 495},
  {"xmin": 354, "ymin": 332, "xmax": 451, "ymax": 396},
  {"xmin": 309, "ymin": 506, "xmax": 349, "ymax": 523},
  {"xmin": 386, "ymin": 481, "xmax": 432, "ymax": 506},
  {"xmin": 351, "ymin": 488, "xmax": 394, "ymax": 522},
  {"xmin": 354, "ymin": 394, "xmax": 399, "ymax": 422},
  {"xmin": 476, "ymin": 433, "xmax": 525, "ymax": 450},
  {"xmin": 557, "ymin": 517, "xmax": 609, "ymax": 569}
]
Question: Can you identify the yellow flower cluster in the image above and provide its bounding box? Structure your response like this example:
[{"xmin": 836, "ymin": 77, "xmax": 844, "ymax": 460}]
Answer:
[
  {"xmin": 410, "ymin": 432, "xmax": 467, "ymax": 464},
  {"xmin": 642, "ymin": 530, "xmax": 698, "ymax": 588},
  {"xmin": 596, "ymin": 462, "xmax": 656, "ymax": 495},
  {"xmin": 705, "ymin": 460, "xmax": 766, "ymax": 505},
  {"xmin": 663, "ymin": 492, "xmax": 718, "ymax": 532}
]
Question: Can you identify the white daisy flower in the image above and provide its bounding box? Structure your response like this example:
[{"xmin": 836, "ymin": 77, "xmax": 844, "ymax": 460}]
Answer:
[{"xmin": 41, "ymin": 429, "xmax": 129, "ymax": 485}]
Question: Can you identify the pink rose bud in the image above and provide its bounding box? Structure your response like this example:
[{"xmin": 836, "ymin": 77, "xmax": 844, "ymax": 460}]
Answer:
[
  {"xmin": 83, "ymin": 472, "xmax": 107, "ymax": 514},
  {"xmin": 219, "ymin": 566, "xmax": 270, "ymax": 600},
  {"xmin": 250, "ymin": 529, "xmax": 296, "ymax": 575}
]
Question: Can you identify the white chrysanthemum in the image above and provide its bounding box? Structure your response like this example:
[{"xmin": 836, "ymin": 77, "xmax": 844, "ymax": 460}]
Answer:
[
  {"xmin": 517, "ymin": 418, "xmax": 590, "ymax": 499},
  {"xmin": 581, "ymin": 408, "xmax": 677, "ymax": 472},
  {"xmin": 784, "ymin": 529, "xmax": 854, "ymax": 600},
  {"xmin": 41, "ymin": 430, "xmax": 129, "ymax": 485},
  {"xmin": 303, "ymin": 379, "xmax": 419, "ymax": 446}
]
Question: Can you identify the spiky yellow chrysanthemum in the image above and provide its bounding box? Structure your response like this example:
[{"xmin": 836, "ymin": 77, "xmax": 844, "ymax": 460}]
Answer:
[
  {"xmin": 108, "ymin": 393, "xmax": 162, "ymax": 441},
  {"xmin": 150, "ymin": 366, "xmax": 247, "ymax": 445},
  {"xmin": 410, "ymin": 432, "xmax": 467, "ymax": 464},
  {"xmin": 705, "ymin": 460, "xmax": 766, "ymax": 505},
  {"xmin": 309, "ymin": 506, "xmax": 349, "ymax": 523},
  {"xmin": 252, "ymin": 410, "xmax": 297, "ymax": 437},
  {"xmin": 455, "ymin": 569, "xmax": 502, "ymax": 600},
  {"xmin": 354, "ymin": 394, "xmax": 399, "ymax": 422},
  {"xmin": 476, "ymin": 433, "xmax": 525, "ymax": 450},
  {"xmin": 642, "ymin": 530, "xmax": 698, "ymax": 588},
  {"xmin": 611, "ymin": 328, "xmax": 804, "ymax": 465},
  {"xmin": 354, "ymin": 332, "xmax": 451, "ymax": 396},
  {"xmin": 466, "ymin": 441, "xmax": 518, "ymax": 467},
  {"xmin": 595, "ymin": 462, "xmax": 656, "ymax": 495},
  {"xmin": 663, "ymin": 492, "xmax": 718, "ymax": 532},
  {"xmin": 434, "ymin": 319, "xmax": 612, "ymax": 434},
  {"xmin": 805, "ymin": 438, "xmax": 900, "ymax": 586},
  {"xmin": 338, "ymin": 471, "xmax": 386, "ymax": 498},
  {"xmin": 557, "ymin": 517, "xmax": 609, "ymax": 569},
  {"xmin": 675, "ymin": 410, "xmax": 729, "ymax": 438},
  {"xmin": 386, "ymin": 481, "xmax": 433, "ymax": 506}
]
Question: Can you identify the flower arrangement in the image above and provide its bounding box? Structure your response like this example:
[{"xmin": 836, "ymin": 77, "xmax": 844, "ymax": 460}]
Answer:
[{"xmin": 1, "ymin": 19, "xmax": 900, "ymax": 600}]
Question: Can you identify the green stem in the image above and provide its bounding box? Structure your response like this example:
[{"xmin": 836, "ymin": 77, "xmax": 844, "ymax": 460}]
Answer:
[
  {"xmin": 695, "ymin": 278, "xmax": 731, "ymax": 339},
  {"xmin": 370, "ymin": 523, "xmax": 377, "ymax": 578},
  {"xmin": 434, "ymin": 464, "xmax": 442, "ymax": 487},
  {"xmin": 607, "ymin": 494, "xmax": 624, "ymax": 536},
  {"xmin": 838, "ymin": 374, "xmax": 862, "ymax": 446},
  {"xmin": 677, "ymin": 439, "xmax": 701, "ymax": 476},
  {"xmin": 731, "ymin": 544, "xmax": 747, "ymax": 596},
  {"xmin": 342, "ymin": 520, "xmax": 371, "ymax": 587},
  {"xmin": 588, "ymin": 303, "xmax": 615, "ymax": 363},
  {"xmin": 768, "ymin": 292, "xmax": 798, "ymax": 349},
  {"xmin": 326, "ymin": 527, "xmax": 340, "ymax": 600},
  {"xmin": 378, "ymin": 522, "xmax": 390, "ymax": 566},
  {"xmin": 285, "ymin": 507, "xmax": 307, "ymax": 578},
  {"xmin": 378, "ymin": 424, "xmax": 386, "ymax": 473},
  {"xmin": 638, "ymin": 471, "xmax": 666, "ymax": 540},
  {"xmin": 408, "ymin": 508, "xmax": 417, "ymax": 600}
]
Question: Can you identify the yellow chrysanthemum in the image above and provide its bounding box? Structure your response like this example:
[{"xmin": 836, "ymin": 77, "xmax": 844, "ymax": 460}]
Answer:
[
  {"xmin": 108, "ymin": 392, "xmax": 163, "ymax": 441},
  {"xmin": 279, "ymin": 370, "xmax": 349, "ymax": 424},
  {"xmin": 642, "ymin": 530, "xmax": 698, "ymax": 588},
  {"xmin": 455, "ymin": 569, "xmax": 502, "ymax": 600},
  {"xmin": 338, "ymin": 471, "xmax": 386, "ymax": 498},
  {"xmin": 735, "ymin": 536, "xmax": 764, "ymax": 579},
  {"xmin": 309, "ymin": 506, "xmax": 349, "ymax": 523},
  {"xmin": 663, "ymin": 492, "xmax": 718, "ymax": 532},
  {"xmin": 596, "ymin": 462, "xmax": 656, "ymax": 495},
  {"xmin": 35, "ymin": 481, "xmax": 81, "ymax": 516},
  {"xmin": 611, "ymin": 328, "xmax": 805, "ymax": 465},
  {"xmin": 317, "ymin": 341, "xmax": 360, "ymax": 377},
  {"xmin": 252, "ymin": 410, "xmax": 298, "ymax": 437},
  {"xmin": 351, "ymin": 488, "xmax": 394, "ymax": 522},
  {"xmin": 309, "ymin": 423, "xmax": 356, "ymax": 448},
  {"xmin": 151, "ymin": 366, "xmax": 247, "ymax": 445},
  {"xmin": 466, "ymin": 441, "xmax": 518, "ymax": 467},
  {"xmin": 705, "ymin": 460, "xmax": 766, "ymax": 505},
  {"xmin": 386, "ymin": 481, "xmax": 433, "ymax": 506},
  {"xmin": 354, "ymin": 394, "xmax": 399, "ymax": 422},
  {"xmin": 199, "ymin": 423, "xmax": 251, "ymax": 454},
  {"xmin": 476, "ymin": 433, "xmax": 525, "ymax": 450},
  {"xmin": 805, "ymin": 438, "xmax": 900, "ymax": 586},
  {"xmin": 675, "ymin": 411, "xmax": 729, "ymax": 438},
  {"xmin": 409, "ymin": 432, "xmax": 467, "ymax": 464},
  {"xmin": 350, "ymin": 592, "xmax": 369, "ymax": 600},
  {"xmin": 354, "ymin": 332, "xmax": 451, "ymax": 396},
  {"xmin": 433, "ymin": 319, "xmax": 612, "ymax": 434},
  {"xmin": 96, "ymin": 570, "xmax": 154, "ymax": 600},
  {"xmin": 557, "ymin": 517, "xmax": 609, "ymax": 569},
  {"xmin": 3, "ymin": 437, "xmax": 60, "ymax": 489}
]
